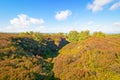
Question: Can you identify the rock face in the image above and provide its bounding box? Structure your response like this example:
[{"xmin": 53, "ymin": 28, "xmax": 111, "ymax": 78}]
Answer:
[{"xmin": 53, "ymin": 37, "xmax": 120, "ymax": 80}]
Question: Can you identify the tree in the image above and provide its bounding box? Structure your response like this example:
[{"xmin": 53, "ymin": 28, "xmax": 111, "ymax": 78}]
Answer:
[
  {"xmin": 93, "ymin": 31, "xmax": 106, "ymax": 38},
  {"xmin": 67, "ymin": 31, "xmax": 79, "ymax": 42},
  {"xmin": 57, "ymin": 32, "xmax": 64, "ymax": 36},
  {"xmin": 78, "ymin": 30, "xmax": 90, "ymax": 41},
  {"xmin": 29, "ymin": 31, "xmax": 34, "ymax": 35},
  {"xmin": 32, "ymin": 32, "xmax": 44, "ymax": 43}
]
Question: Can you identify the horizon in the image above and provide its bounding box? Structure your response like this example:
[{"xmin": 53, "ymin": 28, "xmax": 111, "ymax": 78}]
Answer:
[{"xmin": 0, "ymin": 0, "xmax": 120, "ymax": 33}]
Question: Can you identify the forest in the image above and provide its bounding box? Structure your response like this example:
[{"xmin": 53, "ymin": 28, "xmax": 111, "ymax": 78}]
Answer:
[{"xmin": 0, "ymin": 30, "xmax": 120, "ymax": 80}]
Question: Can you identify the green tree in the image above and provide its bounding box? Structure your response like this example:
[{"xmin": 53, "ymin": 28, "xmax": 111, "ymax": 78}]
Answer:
[
  {"xmin": 32, "ymin": 32, "xmax": 44, "ymax": 43},
  {"xmin": 57, "ymin": 32, "xmax": 64, "ymax": 36},
  {"xmin": 68, "ymin": 30, "xmax": 79, "ymax": 42},
  {"xmin": 93, "ymin": 31, "xmax": 106, "ymax": 38},
  {"xmin": 29, "ymin": 31, "xmax": 34, "ymax": 35},
  {"xmin": 78, "ymin": 30, "xmax": 90, "ymax": 41}
]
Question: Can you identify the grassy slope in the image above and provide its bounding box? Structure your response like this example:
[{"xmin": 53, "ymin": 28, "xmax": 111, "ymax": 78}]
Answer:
[{"xmin": 53, "ymin": 37, "xmax": 120, "ymax": 80}]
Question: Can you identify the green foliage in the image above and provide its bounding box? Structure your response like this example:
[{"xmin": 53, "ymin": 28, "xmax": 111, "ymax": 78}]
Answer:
[
  {"xmin": 68, "ymin": 30, "xmax": 90, "ymax": 42},
  {"xmin": 67, "ymin": 30, "xmax": 79, "ymax": 42},
  {"xmin": 32, "ymin": 32, "xmax": 44, "ymax": 43},
  {"xmin": 107, "ymin": 33, "xmax": 120, "ymax": 38},
  {"xmin": 93, "ymin": 31, "xmax": 106, "ymax": 38},
  {"xmin": 78, "ymin": 30, "xmax": 90, "ymax": 41},
  {"xmin": 29, "ymin": 31, "xmax": 34, "ymax": 35},
  {"xmin": 19, "ymin": 32, "xmax": 31, "ymax": 36},
  {"xmin": 56, "ymin": 32, "xmax": 64, "ymax": 36}
]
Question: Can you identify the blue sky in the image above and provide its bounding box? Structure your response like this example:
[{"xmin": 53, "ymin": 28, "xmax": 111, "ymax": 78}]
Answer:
[{"xmin": 0, "ymin": 0, "xmax": 120, "ymax": 33}]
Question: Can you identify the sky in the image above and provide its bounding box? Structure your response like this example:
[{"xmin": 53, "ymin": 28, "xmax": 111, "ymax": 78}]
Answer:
[{"xmin": 0, "ymin": 0, "xmax": 120, "ymax": 33}]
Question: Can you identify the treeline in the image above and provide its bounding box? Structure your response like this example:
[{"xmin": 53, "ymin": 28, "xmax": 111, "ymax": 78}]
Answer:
[
  {"xmin": 18, "ymin": 30, "xmax": 120, "ymax": 43},
  {"xmin": 67, "ymin": 30, "xmax": 120, "ymax": 42}
]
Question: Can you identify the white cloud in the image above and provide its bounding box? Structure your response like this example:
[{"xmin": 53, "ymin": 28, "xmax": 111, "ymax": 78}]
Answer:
[
  {"xmin": 110, "ymin": 1, "xmax": 120, "ymax": 10},
  {"xmin": 10, "ymin": 14, "xmax": 44, "ymax": 26},
  {"xmin": 87, "ymin": 0, "xmax": 113, "ymax": 12},
  {"xmin": 0, "ymin": 14, "xmax": 45, "ymax": 32},
  {"xmin": 55, "ymin": 10, "xmax": 72, "ymax": 21},
  {"xmin": 114, "ymin": 22, "xmax": 120, "ymax": 27}
]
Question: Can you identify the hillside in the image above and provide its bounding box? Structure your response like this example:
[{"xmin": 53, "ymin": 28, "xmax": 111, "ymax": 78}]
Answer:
[
  {"xmin": 53, "ymin": 37, "xmax": 120, "ymax": 80},
  {"xmin": 0, "ymin": 33, "xmax": 68, "ymax": 80},
  {"xmin": 0, "ymin": 32, "xmax": 120, "ymax": 80}
]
